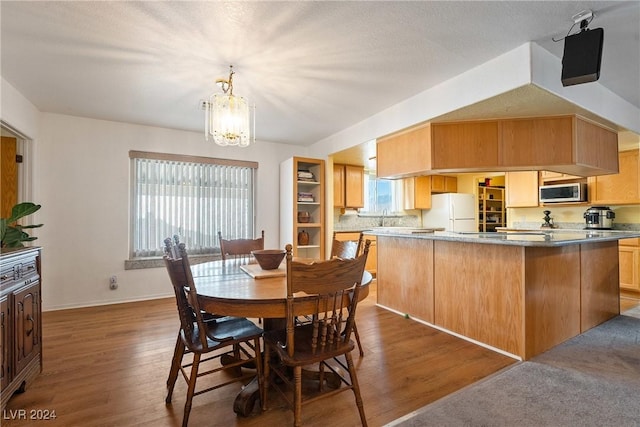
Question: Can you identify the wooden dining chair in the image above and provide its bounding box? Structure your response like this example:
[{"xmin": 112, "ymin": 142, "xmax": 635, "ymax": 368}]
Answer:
[
  {"xmin": 218, "ymin": 230, "xmax": 265, "ymax": 262},
  {"xmin": 330, "ymin": 231, "xmax": 364, "ymax": 259},
  {"xmin": 329, "ymin": 231, "xmax": 365, "ymax": 356},
  {"xmin": 163, "ymin": 238, "xmax": 265, "ymax": 427},
  {"xmin": 262, "ymin": 241, "xmax": 371, "ymax": 427}
]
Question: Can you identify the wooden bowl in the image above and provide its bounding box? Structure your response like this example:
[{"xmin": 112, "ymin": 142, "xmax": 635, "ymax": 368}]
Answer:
[{"xmin": 251, "ymin": 249, "xmax": 286, "ymax": 270}]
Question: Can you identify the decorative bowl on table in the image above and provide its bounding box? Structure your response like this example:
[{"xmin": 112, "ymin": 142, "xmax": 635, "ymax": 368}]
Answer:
[{"xmin": 251, "ymin": 249, "xmax": 286, "ymax": 270}]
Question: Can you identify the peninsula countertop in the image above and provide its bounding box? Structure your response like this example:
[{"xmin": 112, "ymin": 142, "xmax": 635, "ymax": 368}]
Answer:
[{"xmin": 365, "ymin": 228, "xmax": 640, "ymax": 247}]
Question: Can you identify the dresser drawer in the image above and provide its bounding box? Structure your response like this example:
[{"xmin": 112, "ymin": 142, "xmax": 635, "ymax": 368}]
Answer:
[{"xmin": 0, "ymin": 250, "xmax": 39, "ymax": 290}]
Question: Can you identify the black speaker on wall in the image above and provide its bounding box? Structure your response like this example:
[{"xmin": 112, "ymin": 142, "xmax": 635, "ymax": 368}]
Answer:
[{"xmin": 561, "ymin": 27, "xmax": 604, "ymax": 86}]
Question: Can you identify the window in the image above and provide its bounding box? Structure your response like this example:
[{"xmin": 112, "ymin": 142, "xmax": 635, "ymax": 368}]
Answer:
[
  {"xmin": 363, "ymin": 170, "xmax": 402, "ymax": 214},
  {"xmin": 129, "ymin": 151, "xmax": 257, "ymax": 258}
]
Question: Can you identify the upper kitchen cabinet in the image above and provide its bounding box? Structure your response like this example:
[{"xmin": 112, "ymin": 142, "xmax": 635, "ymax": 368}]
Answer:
[
  {"xmin": 430, "ymin": 175, "xmax": 458, "ymax": 193},
  {"xmin": 588, "ymin": 149, "xmax": 640, "ymax": 205},
  {"xmin": 403, "ymin": 174, "xmax": 458, "ymax": 210},
  {"xmin": 333, "ymin": 164, "xmax": 364, "ymax": 209},
  {"xmin": 403, "ymin": 176, "xmax": 432, "ymax": 210},
  {"xmin": 505, "ymin": 171, "xmax": 539, "ymax": 208},
  {"xmin": 377, "ymin": 115, "xmax": 619, "ymax": 179},
  {"xmin": 500, "ymin": 115, "xmax": 619, "ymax": 176},
  {"xmin": 377, "ymin": 123, "xmax": 432, "ymax": 179},
  {"xmin": 430, "ymin": 120, "xmax": 500, "ymax": 170}
]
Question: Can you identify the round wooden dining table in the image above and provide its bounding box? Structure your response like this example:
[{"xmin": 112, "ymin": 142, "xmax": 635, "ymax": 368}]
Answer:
[
  {"xmin": 192, "ymin": 260, "xmax": 372, "ymax": 319},
  {"xmin": 189, "ymin": 259, "xmax": 372, "ymax": 416}
]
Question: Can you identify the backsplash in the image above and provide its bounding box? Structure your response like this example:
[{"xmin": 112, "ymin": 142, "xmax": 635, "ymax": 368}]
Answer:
[{"xmin": 333, "ymin": 210, "xmax": 421, "ymax": 231}]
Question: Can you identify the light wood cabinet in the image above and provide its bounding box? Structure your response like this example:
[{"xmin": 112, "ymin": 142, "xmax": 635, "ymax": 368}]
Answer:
[
  {"xmin": 505, "ymin": 171, "xmax": 539, "ymax": 208},
  {"xmin": 333, "ymin": 164, "xmax": 365, "ymax": 209},
  {"xmin": 430, "ymin": 175, "xmax": 458, "ymax": 193},
  {"xmin": 333, "ymin": 164, "xmax": 345, "ymax": 207},
  {"xmin": 377, "ymin": 123, "xmax": 432, "ymax": 179},
  {"xmin": 588, "ymin": 149, "xmax": 640, "ymax": 205},
  {"xmin": 501, "ymin": 116, "xmax": 573, "ymax": 167},
  {"xmin": 363, "ymin": 234, "xmax": 377, "ymax": 276},
  {"xmin": 500, "ymin": 115, "xmax": 618, "ymax": 176},
  {"xmin": 402, "ymin": 175, "xmax": 458, "ymax": 210},
  {"xmin": 431, "ymin": 120, "xmax": 500, "ymax": 170},
  {"xmin": 280, "ymin": 157, "xmax": 325, "ymax": 259},
  {"xmin": 619, "ymin": 238, "xmax": 640, "ymax": 293},
  {"xmin": 403, "ymin": 176, "xmax": 431, "ymax": 210},
  {"xmin": 1, "ymin": 247, "xmax": 42, "ymax": 411},
  {"xmin": 540, "ymin": 171, "xmax": 583, "ymax": 182},
  {"xmin": 376, "ymin": 115, "xmax": 618, "ymax": 179},
  {"xmin": 478, "ymin": 186, "xmax": 505, "ymax": 231}
]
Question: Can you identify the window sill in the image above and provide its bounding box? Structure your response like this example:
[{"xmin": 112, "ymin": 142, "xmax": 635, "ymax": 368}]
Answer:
[{"xmin": 124, "ymin": 254, "xmax": 220, "ymax": 270}]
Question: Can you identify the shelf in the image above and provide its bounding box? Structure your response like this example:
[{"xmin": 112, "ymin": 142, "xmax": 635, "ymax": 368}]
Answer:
[
  {"xmin": 281, "ymin": 157, "xmax": 326, "ymax": 259},
  {"xmin": 478, "ymin": 185, "xmax": 506, "ymax": 233}
]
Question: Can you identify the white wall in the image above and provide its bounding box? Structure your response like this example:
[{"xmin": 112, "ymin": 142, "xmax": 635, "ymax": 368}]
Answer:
[
  {"xmin": 33, "ymin": 113, "xmax": 301, "ymax": 310},
  {"xmin": 308, "ymin": 42, "xmax": 640, "ymax": 159},
  {"xmin": 1, "ymin": 77, "xmax": 41, "ymax": 140}
]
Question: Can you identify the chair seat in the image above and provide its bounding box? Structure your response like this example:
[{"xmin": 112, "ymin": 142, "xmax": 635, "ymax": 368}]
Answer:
[
  {"xmin": 264, "ymin": 325, "xmax": 355, "ymax": 366},
  {"xmin": 183, "ymin": 317, "xmax": 263, "ymax": 353}
]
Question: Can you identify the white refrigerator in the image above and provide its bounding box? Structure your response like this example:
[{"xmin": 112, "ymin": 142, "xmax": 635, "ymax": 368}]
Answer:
[{"xmin": 422, "ymin": 193, "xmax": 476, "ymax": 232}]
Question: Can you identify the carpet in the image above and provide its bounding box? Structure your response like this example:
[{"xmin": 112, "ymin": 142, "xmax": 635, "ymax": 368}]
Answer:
[
  {"xmin": 624, "ymin": 304, "xmax": 640, "ymax": 319},
  {"xmin": 387, "ymin": 315, "xmax": 640, "ymax": 427}
]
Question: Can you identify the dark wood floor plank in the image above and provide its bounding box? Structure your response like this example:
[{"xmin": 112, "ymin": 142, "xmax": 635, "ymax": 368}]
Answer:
[{"xmin": 3, "ymin": 282, "xmax": 515, "ymax": 426}]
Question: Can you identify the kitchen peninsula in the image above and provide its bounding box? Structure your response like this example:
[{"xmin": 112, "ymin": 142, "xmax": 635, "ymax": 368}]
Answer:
[{"xmin": 371, "ymin": 229, "xmax": 640, "ymax": 360}]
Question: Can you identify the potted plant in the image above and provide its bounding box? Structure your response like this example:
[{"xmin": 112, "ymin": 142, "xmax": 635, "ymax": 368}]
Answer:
[{"xmin": 0, "ymin": 202, "xmax": 43, "ymax": 248}]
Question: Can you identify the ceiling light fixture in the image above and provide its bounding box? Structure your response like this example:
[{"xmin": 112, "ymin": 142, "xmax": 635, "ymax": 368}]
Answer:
[{"xmin": 204, "ymin": 65, "xmax": 255, "ymax": 147}]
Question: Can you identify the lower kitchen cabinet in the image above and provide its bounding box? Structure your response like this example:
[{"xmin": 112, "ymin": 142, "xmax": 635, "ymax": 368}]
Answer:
[
  {"xmin": 0, "ymin": 247, "xmax": 42, "ymax": 411},
  {"xmin": 619, "ymin": 238, "xmax": 640, "ymax": 293},
  {"xmin": 362, "ymin": 234, "xmax": 377, "ymax": 276}
]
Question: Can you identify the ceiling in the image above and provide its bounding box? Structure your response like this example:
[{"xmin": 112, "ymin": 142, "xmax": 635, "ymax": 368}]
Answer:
[{"xmin": 1, "ymin": 1, "xmax": 639, "ymax": 147}]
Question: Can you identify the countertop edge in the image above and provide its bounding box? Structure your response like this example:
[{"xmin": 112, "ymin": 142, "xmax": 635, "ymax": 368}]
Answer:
[{"xmin": 367, "ymin": 230, "xmax": 640, "ymax": 247}]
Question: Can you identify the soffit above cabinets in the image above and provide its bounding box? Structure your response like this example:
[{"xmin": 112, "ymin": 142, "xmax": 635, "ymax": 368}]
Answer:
[{"xmin": 331, "ymin": 85, "xmax": 638, "ymax": 170}]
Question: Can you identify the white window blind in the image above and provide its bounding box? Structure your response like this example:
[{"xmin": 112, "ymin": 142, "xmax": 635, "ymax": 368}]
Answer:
[{"xmin": 129, "ymin": 151, "xmax": 257, "ymax": 258}]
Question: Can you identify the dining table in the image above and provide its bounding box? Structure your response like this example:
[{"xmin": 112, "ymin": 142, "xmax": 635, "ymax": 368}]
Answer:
[{"xmin": 190, "ymin": 258, "xmax": 373, "ymax": 416}]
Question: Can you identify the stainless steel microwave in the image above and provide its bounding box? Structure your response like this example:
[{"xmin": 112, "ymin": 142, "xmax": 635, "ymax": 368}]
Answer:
[{"xmin": 539, "ymin": 182, "xmax": 588, "ymax": 203}]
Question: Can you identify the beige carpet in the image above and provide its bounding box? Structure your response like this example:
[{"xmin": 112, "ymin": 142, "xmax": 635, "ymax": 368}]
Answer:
[{"xmin": 387, "ymin": 313, "xmax": 640, "ymax": 427}]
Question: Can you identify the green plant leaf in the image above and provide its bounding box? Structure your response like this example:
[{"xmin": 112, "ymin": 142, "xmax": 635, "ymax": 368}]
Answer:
[
  {"xmin": 7, "ymin": 202, "xmax": 41, "ymax": 223},
  {"xmin": 1, "ymin": 202, "xmax": 43, "ymax": 248},
  {"xmin": 1, "ymin": 226, "xmax": 26, "ymax": 247}
]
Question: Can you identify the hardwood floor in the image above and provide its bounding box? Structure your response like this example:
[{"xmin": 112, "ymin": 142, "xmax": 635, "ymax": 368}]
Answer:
[{"xmin": 3, "ymin": 281, "xmax": 515, "ymax": 427}]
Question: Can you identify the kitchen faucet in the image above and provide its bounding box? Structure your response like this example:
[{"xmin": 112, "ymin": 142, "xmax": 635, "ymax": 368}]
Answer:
[{"xmin": 380, "ymin": 208, "xmax": 388, "ymax": 227}]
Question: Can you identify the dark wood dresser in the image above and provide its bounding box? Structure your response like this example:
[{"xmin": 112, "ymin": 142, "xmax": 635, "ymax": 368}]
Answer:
[{"xmin": 1, "ymin": 247, "xmax": 42, "ymax": 410}]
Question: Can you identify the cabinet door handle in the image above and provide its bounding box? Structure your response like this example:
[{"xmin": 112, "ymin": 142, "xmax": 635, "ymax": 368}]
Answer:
[{"xmin": 26, "ymin": 314, "xmax": 34, "ymax": 336}]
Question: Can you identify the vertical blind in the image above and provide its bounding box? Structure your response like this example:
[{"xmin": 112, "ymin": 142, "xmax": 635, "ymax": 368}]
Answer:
[{"xmin": 130, "ymin": 151, "xmax": 257, "ymax": 258}]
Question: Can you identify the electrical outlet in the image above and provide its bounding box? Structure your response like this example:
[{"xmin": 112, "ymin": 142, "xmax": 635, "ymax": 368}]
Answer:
[{"xmin": 109, "ymin": 275, "xmax": 118, "ymax": 290}]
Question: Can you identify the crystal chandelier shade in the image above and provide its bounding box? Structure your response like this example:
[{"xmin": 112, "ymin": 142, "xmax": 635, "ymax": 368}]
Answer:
[{"xmin": 204, "ymin": 65, "xmax": 254, "ymax": 147}]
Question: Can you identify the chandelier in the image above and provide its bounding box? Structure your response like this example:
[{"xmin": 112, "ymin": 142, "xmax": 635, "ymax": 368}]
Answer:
[{"xmin": 204, "ymin": 65, "xmax": 255, "ymax": 147}]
